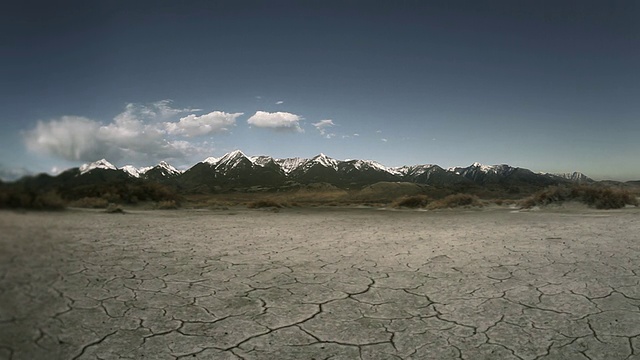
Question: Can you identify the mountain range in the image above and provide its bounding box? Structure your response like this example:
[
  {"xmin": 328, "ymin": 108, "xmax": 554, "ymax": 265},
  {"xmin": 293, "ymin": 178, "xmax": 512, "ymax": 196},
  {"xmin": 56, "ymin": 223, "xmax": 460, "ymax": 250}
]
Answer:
[{"xmin": 21, "ymin": 150, "xmax": 593, "ymax": 193}]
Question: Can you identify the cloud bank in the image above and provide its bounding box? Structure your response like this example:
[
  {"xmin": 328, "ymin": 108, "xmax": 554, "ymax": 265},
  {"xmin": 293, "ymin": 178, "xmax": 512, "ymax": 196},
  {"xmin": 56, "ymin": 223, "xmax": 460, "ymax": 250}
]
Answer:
[
  {"xmin": 247, "ymin": 111, "xmax": 304, "ymax": 132},
  {"xmin": 24, "ymin": 101, "xmax": 231, "ymax": 164}
]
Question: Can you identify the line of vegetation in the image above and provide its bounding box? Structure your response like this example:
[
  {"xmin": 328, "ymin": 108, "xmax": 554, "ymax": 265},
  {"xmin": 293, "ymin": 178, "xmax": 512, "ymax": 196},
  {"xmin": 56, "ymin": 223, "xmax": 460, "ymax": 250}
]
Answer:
[
  {"xmin": 0, "ymin": 189, "xmax": 66, "ymax": 210},
  {"xmin": 0, "ymin": 181, "xmax": 181, "ymax": 210},
  {"xmin": 393, "ymin": 193, "xmax": 483, "ymax": 209},
  {"xmin": 428, "ymin": 193, "xmax": 483, "ymax": 209},
  {"xmin": 520, "ymin": 185, "xmax": 639, "ymax": 209},
  {"xmin": 247, "ymin": 199, "xmax": 284, "ymax": 208}
]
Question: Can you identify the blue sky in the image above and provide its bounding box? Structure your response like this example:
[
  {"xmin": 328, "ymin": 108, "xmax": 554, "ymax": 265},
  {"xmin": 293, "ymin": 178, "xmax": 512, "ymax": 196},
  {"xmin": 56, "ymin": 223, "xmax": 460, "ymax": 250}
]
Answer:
[{"xmin": 1, "ymin": 0, "xmax": 639, "ymax": 180}]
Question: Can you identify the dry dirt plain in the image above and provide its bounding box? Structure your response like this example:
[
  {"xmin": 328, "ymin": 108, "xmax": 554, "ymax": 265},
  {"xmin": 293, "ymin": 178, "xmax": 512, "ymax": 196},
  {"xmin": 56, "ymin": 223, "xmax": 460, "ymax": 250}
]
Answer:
[{"xmin": 1, "ymin": 206, "xmax": 640, "ymax": 360}]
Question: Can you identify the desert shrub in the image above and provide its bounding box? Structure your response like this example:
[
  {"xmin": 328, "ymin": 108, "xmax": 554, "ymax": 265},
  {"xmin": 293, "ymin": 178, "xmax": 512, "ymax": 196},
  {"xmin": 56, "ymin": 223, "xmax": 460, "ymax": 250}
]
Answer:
[
  {"xmin": 520, "ymin": 185, "xmax": 638, "ymax": 209},
  {"xmin": 156, "ymin": 200, "xmax": 179, "ymax": 209},
  {"xmin": 105, "ymin": 203, "xmax": 125, "ymax": 213},
  {"xmin": 247, "ymin": 200, "xmax": 282, "ymax": 208},
  {"xmin": 31, "ymin": 191, "xmax": 66, "ymax": 210},
  {"xmin": 428, "ymin": 194, "xmax": 482, "ymax": 209},
  {"xmin": 70, "ymin": 197, "xmax": 109, "ymax": 208},
  {"xmin": 393, "ymin": 195, "xmax": 430, "ymax": 208},
  {"xmin": 581, "ymin": 187, "xmax": 638, "ymax": 209}
]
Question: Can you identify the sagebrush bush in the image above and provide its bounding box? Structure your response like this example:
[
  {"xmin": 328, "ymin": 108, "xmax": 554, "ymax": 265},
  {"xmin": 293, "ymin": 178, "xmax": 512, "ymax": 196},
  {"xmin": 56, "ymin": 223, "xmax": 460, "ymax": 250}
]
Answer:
[
  {"xmin": 70, "ymin": 197, "xmax": 109, "ymax": 208},
  {"xmin": 105, "ymin": 203, "xmax": 125, "ymax": 213},
  {"xmin": 156, "ymin": 200, "xmax": 179, "ymax": 209},
  {"xmin": 392, "ymin": 195, "xmax": 430, "ymax": 208},
  {"xmin": 247, "ymin": 200, "xmax": 282, "ymax": 208},
  {"xmin": 428, "ymin": 194, "xmax": 483, "ymax": 209},
  {"xmin": 520, "ymin": 185, "xmax": 638, "ymax": 209}
]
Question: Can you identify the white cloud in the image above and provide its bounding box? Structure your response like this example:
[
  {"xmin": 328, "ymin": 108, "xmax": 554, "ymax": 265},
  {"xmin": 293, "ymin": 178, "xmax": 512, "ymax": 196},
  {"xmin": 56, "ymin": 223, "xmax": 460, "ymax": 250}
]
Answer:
[
  {"xmin": 152, "ymin": 99, "xmax": 201, "ymax": 118},
  {"xmin": 165, "ymin": 111, "xmax": 242, "ymax": 137},
  {"xmin": 276, "ymin": 100, "xmax": 284, "ymax": 105},
  {"xmin": 247, "ymin": 111, "xmax": 304, "ymax": 132},
  {"xmin": 381, "ymin": 138, "xmax": 388, "ymax": 142},
  {"xmin": 312, "ymin": 119, "xmax": 336, "ymax": 138},
  {"xmin": 115, "ymin": 100, "xmax": 198, "ymax": 124},
  {"xmin": 24, "ymin": 101, "xmax": 229, "ymax": 164},
  {"xmin": 353, "ymin": 133, "xmax": 360, "ymax": 137},
  {"xmin": 376, "ymin": 130, "xmax": 382, "ymax": 133},
  {"xmin": 24, "ymin": 116, "xmax": 111, "ymax": 161}
]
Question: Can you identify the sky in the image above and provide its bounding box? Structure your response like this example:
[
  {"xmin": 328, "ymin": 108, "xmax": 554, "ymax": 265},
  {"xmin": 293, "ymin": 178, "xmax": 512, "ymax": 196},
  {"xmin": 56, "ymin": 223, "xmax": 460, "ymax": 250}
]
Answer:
[{"xmin": 1, "ymin": 0, "xmax": 639, "ymax": 181}]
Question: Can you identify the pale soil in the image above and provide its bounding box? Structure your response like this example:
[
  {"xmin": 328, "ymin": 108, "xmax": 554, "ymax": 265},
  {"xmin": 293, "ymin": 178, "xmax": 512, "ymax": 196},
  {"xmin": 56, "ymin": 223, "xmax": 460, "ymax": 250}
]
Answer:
[{"xmin": 1, "ymin": 206, "xmax": 640, "ymax": 359}]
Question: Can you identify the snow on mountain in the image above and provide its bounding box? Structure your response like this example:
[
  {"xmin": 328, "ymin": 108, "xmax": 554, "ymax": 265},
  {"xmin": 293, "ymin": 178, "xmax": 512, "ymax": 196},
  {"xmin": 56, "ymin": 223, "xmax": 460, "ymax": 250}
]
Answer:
[
  {"xmin": 214, "ymin": 150, "xmax": 252, "ymax": 174},
  {"xmin": 308, "ymin": 153, "xmax": 339, "ymax": 170},
  {"xmin": 79, "ymin": 159, "xmax": 117, "ymax": 174},
  {"xmin": 348, "ymin": 159, "xmax": 389, "ymax": 172},
  {"xmin": 121, "ymin": 165, "xmax": 142, "ymax": 178},
  {"xmin": 40, "ymin": 150, "xmax": 604, "ymax": 186},
  {"xmin": 138, "ymin": 166, "xmax": 153, "ymax": 174},
  {"xmin": 388, "ymin": 166, "xmax": 410, "ymax": 177},
  {"xmin": 553, "ymin": 172, "xmax": 593, "ymax": 183},
  {"xmin": 275, "ymin": 157, "xmax": 307, "ymax": 174},
  {"xmin": 203, "ymin": 157, "xmax": 219, "ymax": 165},
  {"xmin": 392, "ymin": 164, "xmax": 437, "ymax": 177},
  {"xmin": 154, "ymin": 161, "xmax": 182, "ymax": 176},
  {"xmin": 217, "ymin": 150, "xmax": 247, "ymax": 164},
  {"xmin": 80, "ymin": 160, "xmax": 180, "ymax": 178},
  {"xmin": 448, "ymin": 162, "xmax": 515, "ymax": 176},
  {"xmin": 250, "ymin": 155, "xmax": 275, "ymax": 167}
]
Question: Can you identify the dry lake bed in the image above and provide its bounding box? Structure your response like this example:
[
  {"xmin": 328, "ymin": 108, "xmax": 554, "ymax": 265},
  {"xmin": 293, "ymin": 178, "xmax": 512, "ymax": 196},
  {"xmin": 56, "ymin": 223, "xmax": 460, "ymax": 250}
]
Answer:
[{"xmin": 1, "ymin": 206, "xmax": 640, "ymax": 360}]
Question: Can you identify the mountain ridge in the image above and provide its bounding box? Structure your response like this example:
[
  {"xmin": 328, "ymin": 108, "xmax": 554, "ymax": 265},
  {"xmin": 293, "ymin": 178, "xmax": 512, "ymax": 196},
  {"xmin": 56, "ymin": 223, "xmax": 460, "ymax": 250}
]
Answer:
[
  {"xmin": 68, "ymin": 151, "xmax": 594, "ymax": 190},
  {"xmin": 4, "ymin": 151, "xmax": 603, "ymax": 191}
]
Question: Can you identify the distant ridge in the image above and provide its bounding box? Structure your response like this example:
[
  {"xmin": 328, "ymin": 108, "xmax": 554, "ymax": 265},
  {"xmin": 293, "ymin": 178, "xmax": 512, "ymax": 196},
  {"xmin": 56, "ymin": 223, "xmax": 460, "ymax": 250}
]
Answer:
[{"xmin": 54, "ymin": 150, "xmax": 593, "ymax": 191}]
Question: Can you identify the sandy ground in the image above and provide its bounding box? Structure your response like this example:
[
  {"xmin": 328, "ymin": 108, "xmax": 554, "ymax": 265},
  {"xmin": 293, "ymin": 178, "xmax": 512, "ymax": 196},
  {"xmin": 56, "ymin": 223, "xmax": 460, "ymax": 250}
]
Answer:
[{"xmin": 1, "ymin": 206, "xmax": 640, "ymax": 360}]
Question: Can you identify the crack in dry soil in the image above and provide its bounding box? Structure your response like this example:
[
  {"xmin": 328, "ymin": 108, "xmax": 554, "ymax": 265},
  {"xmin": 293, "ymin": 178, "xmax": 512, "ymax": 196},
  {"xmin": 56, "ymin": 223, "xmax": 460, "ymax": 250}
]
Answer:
[{"xmin": 1, "ymin": 207, "xmax": 640, "ymax": 359}]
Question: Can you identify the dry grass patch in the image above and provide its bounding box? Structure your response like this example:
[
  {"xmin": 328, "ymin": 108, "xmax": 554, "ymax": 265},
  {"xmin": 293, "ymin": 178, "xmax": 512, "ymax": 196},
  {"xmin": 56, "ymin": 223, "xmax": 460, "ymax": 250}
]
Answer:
[
  {"xmin": 427, "ymin": 194, "xmax": 483, "ymax": 210},
  {"xmin": 156, "ymin": 200, "xmax": 179, "ymax": 209}
]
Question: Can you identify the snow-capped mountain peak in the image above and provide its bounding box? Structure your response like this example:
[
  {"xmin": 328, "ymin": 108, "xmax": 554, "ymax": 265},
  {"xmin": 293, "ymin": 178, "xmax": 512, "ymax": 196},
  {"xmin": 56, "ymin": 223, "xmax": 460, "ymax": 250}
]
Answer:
[
  {"xmin": 553, "ymin": 172, "xmax": 593, "ymax": 183},
  {"xmin": 121, "ymin": 165, "xmax": 141, "ymax": 178},
  {"xmin": 218, "ymin": 150, "xmax": 247, "ymax": 164},
  {"xmin": 156, "ymin": 161, "xmax": 181, "ymax": 176},
  {"xmin": 470, "ymin": 162, "xmax": 500, "ymax": 173},
  {"xmin": 203, "ymin": 157, "xmax": 219, "ymax": 165},
  {"xmin": 213, "ymin": 150, "xmax": 253, "ymax": 174},
  {"xmin": 310, "ymin": 153, "xmax": 339, "ymax": 170},
  {"xmin": 79, "ymin": 159, "xmax": 117, "ymax": 174}
]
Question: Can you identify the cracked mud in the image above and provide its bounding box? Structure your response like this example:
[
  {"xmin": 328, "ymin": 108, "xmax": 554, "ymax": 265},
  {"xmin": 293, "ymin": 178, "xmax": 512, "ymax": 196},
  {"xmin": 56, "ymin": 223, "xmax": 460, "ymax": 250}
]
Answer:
[{"xmin": 1, "ymin": 206, "xmax": 640, "ymax": 359}]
